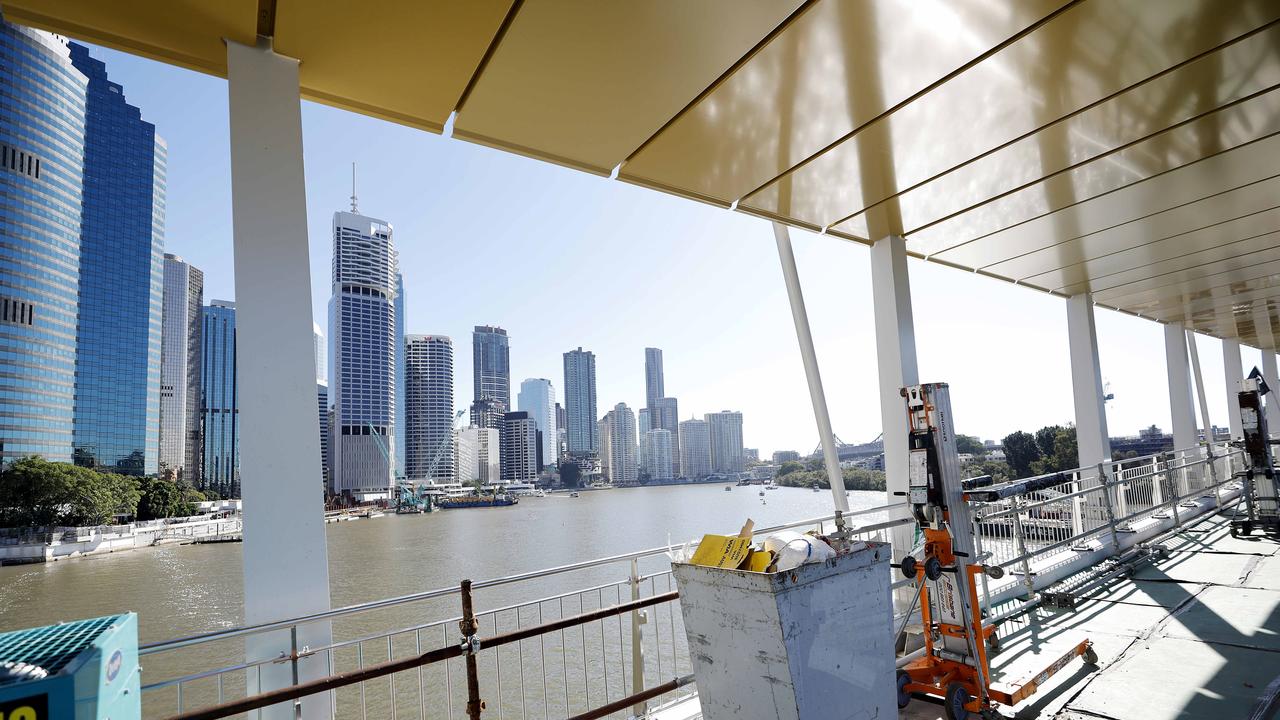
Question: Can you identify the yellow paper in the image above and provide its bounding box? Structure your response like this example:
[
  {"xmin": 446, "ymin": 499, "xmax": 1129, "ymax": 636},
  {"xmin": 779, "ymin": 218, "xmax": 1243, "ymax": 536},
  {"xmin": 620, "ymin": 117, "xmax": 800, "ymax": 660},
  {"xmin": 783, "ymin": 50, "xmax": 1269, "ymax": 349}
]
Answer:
[
  {"xmin": 742, "ymin": 549, "xmax": 773, "ymax": 573},
  {"xmin": 689, "ymin": 534, "xmax": 752, "ymax": 569}
]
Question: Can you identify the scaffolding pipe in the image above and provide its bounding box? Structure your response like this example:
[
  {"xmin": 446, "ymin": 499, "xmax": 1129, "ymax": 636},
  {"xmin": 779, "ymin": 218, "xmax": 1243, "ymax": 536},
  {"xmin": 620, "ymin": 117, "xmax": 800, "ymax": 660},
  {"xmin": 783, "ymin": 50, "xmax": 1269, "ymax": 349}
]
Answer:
[{"xmin": 772, "ymin": 222, "xmax": 849, "ymax": 516}]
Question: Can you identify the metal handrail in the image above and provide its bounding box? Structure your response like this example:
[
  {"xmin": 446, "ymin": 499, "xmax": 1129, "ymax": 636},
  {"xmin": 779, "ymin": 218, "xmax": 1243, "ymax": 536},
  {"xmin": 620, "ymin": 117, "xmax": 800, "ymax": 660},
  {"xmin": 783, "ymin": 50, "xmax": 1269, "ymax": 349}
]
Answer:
[{"xmin": 141, "ymin": 501, "xmax": 907, "ymax": 654}]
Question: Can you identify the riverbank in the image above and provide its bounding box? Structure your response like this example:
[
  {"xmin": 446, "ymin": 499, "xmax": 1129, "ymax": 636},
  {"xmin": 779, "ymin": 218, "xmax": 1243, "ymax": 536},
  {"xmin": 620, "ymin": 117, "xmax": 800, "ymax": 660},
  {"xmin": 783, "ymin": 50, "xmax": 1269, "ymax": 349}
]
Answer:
[{"xmin": 0, "ymin": 513, "xmax": 243, "ymax": 565}]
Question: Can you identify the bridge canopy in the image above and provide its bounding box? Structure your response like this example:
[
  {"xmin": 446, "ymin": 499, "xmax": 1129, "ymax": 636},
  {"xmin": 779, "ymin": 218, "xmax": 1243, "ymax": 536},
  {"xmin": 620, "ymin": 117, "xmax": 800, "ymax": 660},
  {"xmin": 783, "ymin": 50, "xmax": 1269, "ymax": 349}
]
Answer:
[{"xmin": 10, "ymin": 0, "xmax": 1280, "ymax": 347}]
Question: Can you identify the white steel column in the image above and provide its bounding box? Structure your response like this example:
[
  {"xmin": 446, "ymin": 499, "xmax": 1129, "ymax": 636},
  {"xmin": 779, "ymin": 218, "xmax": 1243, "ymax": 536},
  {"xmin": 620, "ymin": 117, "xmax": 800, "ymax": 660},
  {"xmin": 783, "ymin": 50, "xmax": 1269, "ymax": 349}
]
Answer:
[
  {"xmin": 227, "ymin": 39, "xmax": 332, "ymax": 719},
  {"xmin": 1164, "ymin": 322, "xmax": 1198, "ymax": 455},
  {"xmin": 1263, "ymin": 352, "xmax": 1280, "ymax": 435},
  {"xmin": 773, "ymin": 223, "xmax": 849, "ymax": 514},
  {"xmin": 1223, "ymin": 340, "xmax": 1244, "ymax": 439},
  {"xmin": 1186, "ymin": 330, "xmax": 1213, "ymax": 442},
  {"xmin": 870, "ymin": 235, "xmax": 919, "ymax": 559},
  {"xmin": 1066, "ymin": 294, "xmax": 1111, "ymax": 531},
  {"xmin": 1066, "ymin": 294, "xmax": 1112, "ymax": 466}
]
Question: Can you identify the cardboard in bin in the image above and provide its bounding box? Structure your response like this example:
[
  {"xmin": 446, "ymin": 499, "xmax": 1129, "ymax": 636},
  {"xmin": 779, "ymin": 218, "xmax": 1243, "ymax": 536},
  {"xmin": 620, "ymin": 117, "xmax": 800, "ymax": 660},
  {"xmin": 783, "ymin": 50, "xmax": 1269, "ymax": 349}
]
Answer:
[{"xmin": 672, "ymin": 541, "xmax": 895, "ymax": 720}]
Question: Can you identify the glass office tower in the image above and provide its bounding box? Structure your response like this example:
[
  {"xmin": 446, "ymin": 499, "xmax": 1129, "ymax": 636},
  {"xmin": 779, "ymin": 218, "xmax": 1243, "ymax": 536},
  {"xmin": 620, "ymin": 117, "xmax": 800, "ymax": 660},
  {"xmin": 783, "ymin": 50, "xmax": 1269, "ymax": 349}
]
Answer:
[
  {"xmin": 69, "ymin": 42, "xmax": 165, "ymax": 475},
  {"xmin": 0, "ymin": 21, "xmax": 86, "ymax": 467},
  {"xmin": 200, "ymin": 300, "xmax": 237, "ymax": 497}
]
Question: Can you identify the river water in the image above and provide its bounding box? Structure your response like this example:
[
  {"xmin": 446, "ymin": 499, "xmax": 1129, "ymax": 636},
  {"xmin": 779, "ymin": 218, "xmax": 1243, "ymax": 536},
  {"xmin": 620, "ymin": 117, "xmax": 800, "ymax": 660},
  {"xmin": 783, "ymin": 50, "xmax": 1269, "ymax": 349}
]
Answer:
[{"xmin": 0, "ymin": 483, "xmax": 889, "ymax": 717}]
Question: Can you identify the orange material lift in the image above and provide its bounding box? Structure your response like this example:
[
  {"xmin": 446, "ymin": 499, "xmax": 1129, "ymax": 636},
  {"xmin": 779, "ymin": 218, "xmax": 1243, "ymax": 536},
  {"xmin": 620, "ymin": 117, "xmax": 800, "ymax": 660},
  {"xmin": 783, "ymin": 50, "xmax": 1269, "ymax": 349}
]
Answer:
[{"xmin": 894, "ymin": 384, "xmax": 1096, "ymax": 719}]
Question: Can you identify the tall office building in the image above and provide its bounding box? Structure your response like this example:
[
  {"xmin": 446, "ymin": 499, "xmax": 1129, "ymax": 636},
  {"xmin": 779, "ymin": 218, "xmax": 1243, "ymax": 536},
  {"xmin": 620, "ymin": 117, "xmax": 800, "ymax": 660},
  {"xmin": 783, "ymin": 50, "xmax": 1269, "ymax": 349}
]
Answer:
[
  {"xmin": 652, "ymin": 397, "xmax": 681, "ymax": 477},
  {"xmin": 517, "ymin": 378, "xmax": 557, "ymax": 468},
  {"xmin": 637, "ymin": 408, "xmax": 651, "ymax": 474},
  {"xmin": 644, "ymin": 347, "xmax": 664, "ymax": 412},
  {"xmin": 160, "ymin": 254, "xmax": 203, "ymax": 480},
  {"xmin": 645, "ymin": 429, "xmax": 673, "ymax": 482},
  {"xmin": 555, "ymin": 402, "xmax": 567, "ymax": 457},
  {"xmin": 394, "ymin": 272, "xmax": 405, "ymax": 478},
  {"xmin": 469, "ymin": 398, "xmax": 504, "ymax": 431},
  {"xmin": 200, "ymin": 301, "xmax": 237, "ymax": 497},
  {"xmin": 680, "ymin": 418, "xmax": 712, "ymax": 479},
  {"xmin": 457, "ymin": 426, "xmax": 499, "ymax": 484},
  {"xmin": 0, "ymin": 23, "xmax": 84, "ymax": 467},
  {"xmin": 563, "ymin": 348, "xmax": 597, "ymax": 455},
  {"xmin": 706, "ymin": 411, "xmax": 745, "ymax": 474},
  {"xmin": 70, "ymin": 42, "xmax": 165, "ymax": 476},
  {"xmin": 314, "ymin": 322, "xmax": 328, "ymax": 485},
  {"xmin": 601, "ymin": 403, "xmax": 637, "ymax": 485},
  {"xmin": 500, "ymin": 411, "xmax": 539, "ymax": 483},
  {"xmin": 473, "ymin": 325, "xmax": 510, "ymax": 411},
  {"xmin": 331, "ymin": 207, "xmax": 398, "ymax": 499},
  {"xmin": 404, "ymin": 335, "xmax": 454, "ymax": 482}
]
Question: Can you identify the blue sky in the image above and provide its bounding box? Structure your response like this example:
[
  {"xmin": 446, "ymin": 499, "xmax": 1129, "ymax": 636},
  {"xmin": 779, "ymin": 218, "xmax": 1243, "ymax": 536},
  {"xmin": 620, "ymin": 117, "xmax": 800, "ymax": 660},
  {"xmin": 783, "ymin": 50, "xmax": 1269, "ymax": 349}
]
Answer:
[{"xmin": 89, "ymin": 43, "xmax": 1261, "ymax": 457}]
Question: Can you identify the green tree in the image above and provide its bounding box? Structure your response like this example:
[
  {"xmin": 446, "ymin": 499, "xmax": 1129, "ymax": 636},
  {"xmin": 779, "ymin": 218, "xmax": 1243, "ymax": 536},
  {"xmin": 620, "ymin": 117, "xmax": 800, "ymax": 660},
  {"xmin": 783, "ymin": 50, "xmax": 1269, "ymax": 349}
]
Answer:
[
  {"xmin": 0, "ymin": 457, "xmax": 75, "ymax": 526},
  {"xmin": 1031, "ymin": 426, "xmax": 1079, "ymax": 475},
  {"xmin": 1034, "ymin": 426, "xmax": 1063, "ymax": 458},
  {"xmin": 137, "ymin": 477, "xmax": 191, "ymax": 521},
  {"xmin": 1002, "ymin": 431, "xmax": 1041, "ymax": 479},
  {"xmin": 776, "ymin": 461, "xmax": 805, "ymax": 477},
  {"xmin": 955, "ymin": 435, "xmax": 986, "ymax": 455}
]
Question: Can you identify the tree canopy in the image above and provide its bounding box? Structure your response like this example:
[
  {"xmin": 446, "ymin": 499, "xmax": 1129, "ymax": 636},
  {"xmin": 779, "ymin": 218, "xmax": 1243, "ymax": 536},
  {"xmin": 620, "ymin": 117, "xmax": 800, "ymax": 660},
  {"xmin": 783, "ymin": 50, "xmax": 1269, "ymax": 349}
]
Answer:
[
  {"xmin": 1000, "ymin": 425, "xmax": 1079, "ymax": 479},
  {"xmin": 955, "ymin": 434, "xmax": 986, "ymax": 455},
  {"xmin": 0, "ymin": 457, "xmax": 197, "ymax": 529}
]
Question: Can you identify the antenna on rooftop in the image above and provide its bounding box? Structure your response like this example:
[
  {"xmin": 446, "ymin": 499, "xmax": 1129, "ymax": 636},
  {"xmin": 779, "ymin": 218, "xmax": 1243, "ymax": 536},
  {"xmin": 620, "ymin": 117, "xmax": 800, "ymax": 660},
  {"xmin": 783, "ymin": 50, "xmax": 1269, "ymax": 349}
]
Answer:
[{"xmin": 350, "ymin": 162, "xmax": 359, "ymax": 213}]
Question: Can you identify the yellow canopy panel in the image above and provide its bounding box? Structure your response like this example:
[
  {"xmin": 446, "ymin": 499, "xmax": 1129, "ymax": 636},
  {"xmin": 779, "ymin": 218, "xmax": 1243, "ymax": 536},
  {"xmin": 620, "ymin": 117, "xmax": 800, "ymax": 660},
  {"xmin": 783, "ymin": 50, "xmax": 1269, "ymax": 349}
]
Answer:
[{"xmin": 8, "ymin": 0, "xmax": 1280, "ymax": 348}]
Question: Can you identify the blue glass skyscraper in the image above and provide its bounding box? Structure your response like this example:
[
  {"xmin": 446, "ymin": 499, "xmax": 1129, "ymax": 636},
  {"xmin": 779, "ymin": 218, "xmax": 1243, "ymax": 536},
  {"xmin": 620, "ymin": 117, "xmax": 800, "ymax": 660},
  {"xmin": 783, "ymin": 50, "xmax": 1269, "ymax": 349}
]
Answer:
[
  {"xmin": 0, "ymin": 21, "xmax": 86, "ymax": 466},
  {"xmin": 200, "ymin": 300, "xmax": 237, "ymax": 497},
  {"xmin": 69, "ymin": 42, "xmax": 164, "ymax": 475}
]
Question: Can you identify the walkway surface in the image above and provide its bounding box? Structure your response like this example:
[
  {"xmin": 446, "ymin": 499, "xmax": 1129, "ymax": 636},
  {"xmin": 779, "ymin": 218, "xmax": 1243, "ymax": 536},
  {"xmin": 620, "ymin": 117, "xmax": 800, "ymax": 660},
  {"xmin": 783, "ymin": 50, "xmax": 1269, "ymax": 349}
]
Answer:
[
  {"xmin": 903, "ymin": 509, "xmax": 1280, "ymax": 719},
  {"xmin": 654, "ymin": 508, "xmax": 1280, "ymax": 719}
]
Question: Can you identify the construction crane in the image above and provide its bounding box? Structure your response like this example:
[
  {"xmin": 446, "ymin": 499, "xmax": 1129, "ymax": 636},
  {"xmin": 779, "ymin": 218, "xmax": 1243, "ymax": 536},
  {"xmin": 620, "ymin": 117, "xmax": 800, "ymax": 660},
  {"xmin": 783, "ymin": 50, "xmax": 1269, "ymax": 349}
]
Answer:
[{"xmin": 392, "ymin": 409, "xmax": 466, "ymax": 513}]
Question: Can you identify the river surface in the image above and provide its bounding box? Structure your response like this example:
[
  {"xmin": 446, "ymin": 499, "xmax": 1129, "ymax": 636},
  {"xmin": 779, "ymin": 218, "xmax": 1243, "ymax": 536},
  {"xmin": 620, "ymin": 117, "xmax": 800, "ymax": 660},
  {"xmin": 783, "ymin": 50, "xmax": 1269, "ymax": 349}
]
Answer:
[{"xmin": 0, "ymin": 484, "xmax": 889, "ymax": 718}]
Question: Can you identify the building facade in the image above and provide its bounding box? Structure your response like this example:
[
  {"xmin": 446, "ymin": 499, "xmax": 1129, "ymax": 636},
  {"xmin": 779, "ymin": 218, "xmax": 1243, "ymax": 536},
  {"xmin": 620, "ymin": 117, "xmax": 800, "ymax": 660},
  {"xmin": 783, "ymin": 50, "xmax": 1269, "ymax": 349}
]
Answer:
[
  {"xmin": 394, "ymin": 272, "xmax": 404, "ymax": 478},
  {"xmin": 456, "ymin": 426, "xmax": 499, "ymax": 484},
  {"xmin": 314, "ymin": 322, "xmax": 328, "ymax": 486},
  {"xmin": 469, "ymin": 398, "xmax": 504, "ymax": 431},
  {"xmin": 404, "ymin": 334, "xmax": 454, "ymax": 482},
  {"xmin": 69, "ymin": 41, "xmax": 166, "ymax": 476},
  {"xmin": 200, "ymin": 300, "xmax": 237, "ymax": 497},
  {"xmin": 500, "ymin": 411, "xmax": 539, "ymax": 483},
  {"xmin": 330, "ymin": 209, "xmax": 398, "ymax": 499},
  {"xmin": 706, "ymin": 411, "xmax": 745, "ymax": 474},
  {"xmin": 517, "ymin": 378, "xmax": 557, "ymax": 468},
  {"xmin": 602, "ymin": 403, "xmax": 637, "ymax": 485},
  {"xmin": 679, "ymin": 418, "xmax": 712, "ymax": 479},
  {"xmin": 645, "ymin": 428, "xmax": 673, "ymax": 482},
  {"xmin": 159, "ymin": 254, "xmax": 202, "ymax": 479},
  {"xmin": 0, "ymin": 23, "xmax": 85, "ymax": 468},
  {"xmin": 563, "ymin": 347, "xmax": 597, "ymax": 455},
  {"xmin": 652, "ymin": 396, "xmax": 681, "ymax": 477},
  {"xmin": 644, "ymin": 347, "xmax": 664, "ymax": 412},
  {"xmin": 473, "ymin": 325, "xmax": 510, "ymax": 412},
  {"xmin": 637, "ymin": 408, "xmax": 651, "ymax": 474}
]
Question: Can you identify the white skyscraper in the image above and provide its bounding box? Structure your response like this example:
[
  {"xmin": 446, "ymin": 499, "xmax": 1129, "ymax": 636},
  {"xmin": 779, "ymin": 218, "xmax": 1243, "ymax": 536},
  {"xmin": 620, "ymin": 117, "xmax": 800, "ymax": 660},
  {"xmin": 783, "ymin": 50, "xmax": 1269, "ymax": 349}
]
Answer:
[
  {"xmin": 680, "ymin": 418, "xmax": 712, "ymax": 479},
  {"xmin": 160, "ymin": 253, "xmax": 203, "ymax": 480},
  {"xmin": 645, "ymin": 428, "xmax": 673, "ymax": 481},
  {"xmin": 405, "ymin": 335, "xmax": 454, "ymax": 482},
  {"xmin": 637, "ymin": 408, "xmax": 651, "ymax": 474},
  {"xmin": 706, "ymin": 411, "xmax": 744, "ymax": 474},
  {"xmin": 331, "ymin": 207, "xmax": 398, "ymax": 499},
  {"xmin": 457, "ymin": 426, "xmax": 499, "ymax": 483},
  {"xmin": 517, "ymin": 378, "xmax": 557, "ymax": 468},
  {"xmin": 602, "ymin": 402, "xmax": 637, "ymax": 485},
  {"xmin": 563, "ymin": 348, "xmax": 597, "ymax": 455}
]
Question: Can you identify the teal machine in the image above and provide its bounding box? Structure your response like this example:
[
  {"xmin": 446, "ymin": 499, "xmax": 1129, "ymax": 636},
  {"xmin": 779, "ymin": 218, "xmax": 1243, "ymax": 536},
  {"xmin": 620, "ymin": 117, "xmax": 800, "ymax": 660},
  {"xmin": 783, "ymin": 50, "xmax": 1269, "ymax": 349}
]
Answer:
[{"xmin": 0, "ymin": 614, "xmax": 141, "ymax": 720}]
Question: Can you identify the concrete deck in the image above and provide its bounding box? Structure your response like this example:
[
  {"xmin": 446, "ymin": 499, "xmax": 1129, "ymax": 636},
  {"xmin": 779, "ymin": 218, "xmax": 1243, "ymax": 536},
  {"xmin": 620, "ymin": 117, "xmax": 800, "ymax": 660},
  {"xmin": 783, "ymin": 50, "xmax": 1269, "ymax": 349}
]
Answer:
[{"xmin": 902, "ymin": 509, "xmax": 1280, "ymax": 719}]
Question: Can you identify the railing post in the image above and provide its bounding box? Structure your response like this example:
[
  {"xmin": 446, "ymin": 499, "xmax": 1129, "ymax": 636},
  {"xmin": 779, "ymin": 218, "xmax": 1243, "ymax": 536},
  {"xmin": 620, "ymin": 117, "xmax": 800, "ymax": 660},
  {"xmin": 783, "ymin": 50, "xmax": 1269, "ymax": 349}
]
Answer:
[
  {"xmin": 1098, "ymin": 463, "xmax": 1120, "ymax": 554},
  {"xmin": 289, "ymin": 627, "xmax": 301, "ymax": 720},
  {"xmin": 1204, "ymin": 444, "xmax": 1222, "ymax": 509},
  {"xmin": 1009, "ymin": 496, "xmax": 1036, "ymax": 601},
  {"xmin": 1163, "ymin": 452, "xmax": 1182, "ymax": 528},
  {"xmin": 629, "ymin": 558, "xmax": 647, "ymax": 717},
  {"xmin": 459, "ymin": 580, "xmax": 484, "ymax": 720},
  {"xmin": 1150, "ymin": 455, "xmax": 1164, "ymax": 505},
  {"xmin": 1070, "ymin": 472, "xmax": 1085, "ymax": 537}
]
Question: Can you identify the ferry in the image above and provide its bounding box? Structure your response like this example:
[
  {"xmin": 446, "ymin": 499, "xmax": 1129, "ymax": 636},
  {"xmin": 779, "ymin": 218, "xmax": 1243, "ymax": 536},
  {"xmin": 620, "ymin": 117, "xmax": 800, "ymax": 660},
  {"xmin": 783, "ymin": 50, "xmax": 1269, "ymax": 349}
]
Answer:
[
  {"xmin": 485, "ymin": 481, "xmax": 542, "ymax": 496},
  {"xmin": 437, "ymin": 493, "xmax": 518, "ymax": 510}
]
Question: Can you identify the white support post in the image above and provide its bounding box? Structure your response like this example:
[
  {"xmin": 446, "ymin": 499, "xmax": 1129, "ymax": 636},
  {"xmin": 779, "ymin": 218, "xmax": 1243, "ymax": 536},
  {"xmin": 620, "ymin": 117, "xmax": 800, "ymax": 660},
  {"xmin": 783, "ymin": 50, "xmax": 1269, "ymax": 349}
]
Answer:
[
  {"xmin": 1066, "ymin": 294, "xmax": 1111, "ymax": 532},
  {"xmin": 772, "ymin": 223, "xmax": 849, "ymax": 516},
  {"xmin": 1186, "ymin": 330, "xmax": 1213, "ymax": 488},
  {"xmin": 1223, "ymin": 339, "xmax": 1244, "ymax": 440},
  {"xmin": 870, "ymin": 235, "xmax": 919, "ymax": 561},
  {"xmin": 1263, "ymin": 352, "xmax": 1280, "ymax": 436},
  {"xmin": 1164, "ymin": 323, "xmax": 1198, "ymax": 499},
  {"xmin": 227, "ymin": 39, "xmax": 333, "ymax": 719}
]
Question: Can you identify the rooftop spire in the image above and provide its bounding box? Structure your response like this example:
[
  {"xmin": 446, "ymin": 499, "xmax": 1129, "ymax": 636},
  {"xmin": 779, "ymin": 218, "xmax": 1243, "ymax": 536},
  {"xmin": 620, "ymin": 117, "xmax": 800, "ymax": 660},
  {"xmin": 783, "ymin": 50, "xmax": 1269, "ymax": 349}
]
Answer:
[{"xmin": 349, "ymin": 161, "xmax": 358, "ymax": 213}]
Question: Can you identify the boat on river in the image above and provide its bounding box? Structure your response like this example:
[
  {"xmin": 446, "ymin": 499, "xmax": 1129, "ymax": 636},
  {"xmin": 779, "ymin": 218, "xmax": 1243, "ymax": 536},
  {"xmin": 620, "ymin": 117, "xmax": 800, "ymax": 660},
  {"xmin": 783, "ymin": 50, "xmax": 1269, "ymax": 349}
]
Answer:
[{"xmin": 437, "ymin": 493, "xmax": 518, "ymax": 510}]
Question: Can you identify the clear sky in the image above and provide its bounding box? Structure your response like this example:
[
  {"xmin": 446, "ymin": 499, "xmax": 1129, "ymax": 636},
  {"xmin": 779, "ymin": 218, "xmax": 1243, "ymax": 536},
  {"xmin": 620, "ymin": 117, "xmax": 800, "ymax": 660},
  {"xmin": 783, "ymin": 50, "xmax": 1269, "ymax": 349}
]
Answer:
[{"xmin": 89, "ymin": 43, "xmax": 1263, "ymax": 458}]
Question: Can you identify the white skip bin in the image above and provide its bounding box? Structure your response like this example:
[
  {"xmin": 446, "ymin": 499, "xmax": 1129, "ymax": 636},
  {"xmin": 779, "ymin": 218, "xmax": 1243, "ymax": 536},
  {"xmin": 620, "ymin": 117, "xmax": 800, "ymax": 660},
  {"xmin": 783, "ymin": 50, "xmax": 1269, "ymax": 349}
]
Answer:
[{"xmin": 672, "ymin": 542, "xmax": 894, "ymax": 720}]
